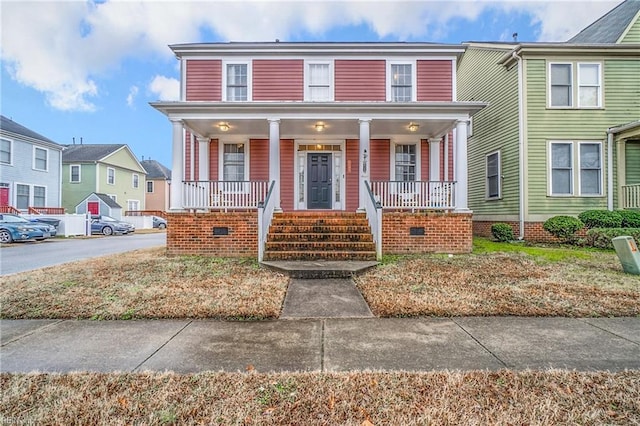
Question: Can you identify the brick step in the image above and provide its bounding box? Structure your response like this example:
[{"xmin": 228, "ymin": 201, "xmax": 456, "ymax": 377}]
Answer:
[
  {"xmin": 268, "ymin": 233, "xmax": 374, "ymax": 243},
  {"xmin": 270, "ymin": 218, "xmax": 370, "ymax": 227},
  {"xmin": 269, "ymin": 225, "xmax": 372, "ymax": 234},
  {"xmin": 274, "ymin": 212, "xmax": 366, "ymax": 218},
  {"xmin": 266, "ymin": 241, "xmax": 376, "ymax": 252},
  {"xmin": 263, "ymin": 251, "xmax": 377, "ymax": 261}
]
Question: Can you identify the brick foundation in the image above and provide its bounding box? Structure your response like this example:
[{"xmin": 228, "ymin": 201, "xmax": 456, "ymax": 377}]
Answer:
[
  {"xmin": 166, "ymin": 212, "xmax": 258, "ymax": 256},
  {"xmin": 473, "ymin": 220, "xmax": 587, "ymax": 242},
  {"xmin": 382, "ymin": 212, "xmax": 473, "ymax": 254}
]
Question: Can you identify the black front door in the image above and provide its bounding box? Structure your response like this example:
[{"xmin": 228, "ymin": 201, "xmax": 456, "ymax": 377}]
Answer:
[{"xmin": 307, "ymin": 153, "xmax": 332, "ymax": 209}]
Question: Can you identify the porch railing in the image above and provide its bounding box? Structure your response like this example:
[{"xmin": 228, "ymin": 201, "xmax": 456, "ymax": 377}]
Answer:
[
  {"xmin": 0, "ymin": 206, "xmax": 21, "ymax": 214},
  {"xmin": 257, "ymin": 181, "xmax": 276, "ymax": 262},
  {"xmin": 622, "ymin": 184, "xmax": 640, "ymax": 209},
  {"xmin": 370, "ymin": 181, "xmax": 456, "ymax": 210},
  {"xmin": 182, "ymin": 180, "xmax": 269, "ymax": 210},
  {"xmin": 364, "ymin": 181, "xmax": 383, "ymax": 260},
  {"xmin": 28, "ymin": 207, "xmax": 65, "ymax": 215}
]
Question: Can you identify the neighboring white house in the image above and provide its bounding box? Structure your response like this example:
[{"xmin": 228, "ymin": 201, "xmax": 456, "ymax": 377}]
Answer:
[{"xmin": 0, "ymin": 115, "xmax": 63, "ymax": 211}]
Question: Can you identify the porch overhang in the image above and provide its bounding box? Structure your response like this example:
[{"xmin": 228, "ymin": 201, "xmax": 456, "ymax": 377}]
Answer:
[{"xmin": 150, "ymin": 101, "xmax": 487, "ymax": 139}]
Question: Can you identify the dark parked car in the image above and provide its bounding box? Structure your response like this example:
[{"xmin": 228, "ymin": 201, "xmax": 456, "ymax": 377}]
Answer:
[
  {"xmin": 152, "ymin": 216, "xmax": 167, "ymax": 229},
  {"xmin": 0, "ymin": 213, "xmax": 56, "ymax": 243},
  {"xmin": 29, "ymin": 216, "xmax": 61, "ymax": 229},
  {"xmin": 91, "ymin": 215, "xmax": 135, "ymax": 236}
]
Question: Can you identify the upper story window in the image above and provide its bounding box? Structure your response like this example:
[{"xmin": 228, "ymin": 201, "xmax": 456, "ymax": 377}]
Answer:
[
  {"xmin": 132, "ymin": 174, "xmax": 139, "ymax": 189},
  {"xmin": 305, "ymin": 62, "xmax": 333, "ymax": 101},
  {"xmin": 486, "ymin": 151, "xmax": 501, "ymax": 199},
  {"xmin": 147, "ymin": 181, "xmax": 154, "ymax": 193},
  {"xmin": 388, "ymin": 62, "xmax": 415, "ymax": 102},
  {"xmin": 107, "ymin": 167, "xmax": 115, "ymax": 185},
  {"xmin": 224, "ymin": 62, "xmax": 250, "ymax": 101},
  {"xmin": 549, "ymin": 62, "xmax": 602, "ymax": 108},
  {"xmin": 70, "ymin": 164, "xmax": 81, "ymax": 183},
  {"xmin": 0, "ymin": 138, "xmax": 11, "ymax": 165},
  {"xmin": 33, "ymin": 147, "xmax": 48, "ymax": 171}
]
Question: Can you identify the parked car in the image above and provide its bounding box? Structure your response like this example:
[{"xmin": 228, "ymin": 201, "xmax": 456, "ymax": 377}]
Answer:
[
  {"xmin": 29, "ymin": 216, "xmax": 61, "ymax": 229},
  {"xmin": 152, "ymin": 216, "xmax": 167, "ymax": 229},
  {"xmin": 0, "ymin": 213, "xmax": 56, "ymax": 243},
  {"xmin": 90, "ymin": 215, "xmax": 135, "ymax": 236}
]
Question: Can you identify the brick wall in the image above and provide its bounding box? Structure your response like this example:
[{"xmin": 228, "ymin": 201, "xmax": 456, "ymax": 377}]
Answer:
[
  {"xmin": 166, "ymin": 212, "xmax": 258, "ymax": 256},
  {"xmin": 382, "ymin": 212, "xmax": 473, "ymax": 254},
  {"xmin": 473, "ymin": 220, "xmax": 587, "ymax": 242}
]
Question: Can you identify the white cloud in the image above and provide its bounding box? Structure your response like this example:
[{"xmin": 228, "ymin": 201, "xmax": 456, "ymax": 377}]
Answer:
[
  {"xmin": 149, "ymin": 76, "xmax": 180, "ymax": 101},
  {"xmin": 1, "ymin": 0, "xmax": 621, "ymax": 111},
  {"xmin": 127, "ymin": 86, "xmax": 139, "ymax": 107}
]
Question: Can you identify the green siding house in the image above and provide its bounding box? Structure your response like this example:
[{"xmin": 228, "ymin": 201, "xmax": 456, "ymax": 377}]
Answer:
[
  {"xmin": 458, "ymin": 0, "xmax": 640, "ymax": 240},
  {"xmin": 61, "ymin": 144, "xmax": 147, "ymax": 218}
]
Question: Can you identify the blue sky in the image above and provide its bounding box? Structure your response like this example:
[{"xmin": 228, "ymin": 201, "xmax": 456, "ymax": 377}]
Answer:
[{"xmin": 1, "ymin": 0, "xmax": 620, "ymax": 169}]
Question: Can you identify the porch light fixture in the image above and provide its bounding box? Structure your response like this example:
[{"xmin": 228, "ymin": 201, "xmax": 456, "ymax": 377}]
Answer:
[
  {"xmin": 218, "ymin": 122, "xmax": 230, "ymax": 132},
  {"xmin": 315, "ymin": 122, "xmax": 325, "ymax": 132},
  {"xmin": 408, "ymin": 123, "xmax": 419, "ymax": 132}
]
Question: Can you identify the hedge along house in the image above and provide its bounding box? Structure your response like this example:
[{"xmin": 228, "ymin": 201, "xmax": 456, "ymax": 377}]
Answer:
[
  {"xmin": 151, "ymin": 42, "xmax": 486, "ymax": 260},
  {"xmin": 458, "ymin": 0, "xmax": 640, "ymax": 241}
]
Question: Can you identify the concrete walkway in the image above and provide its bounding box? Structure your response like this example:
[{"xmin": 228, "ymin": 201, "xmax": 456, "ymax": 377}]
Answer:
[{"xmin": 1, "ymin": 317, "xmax": 639, "ymax": 373}]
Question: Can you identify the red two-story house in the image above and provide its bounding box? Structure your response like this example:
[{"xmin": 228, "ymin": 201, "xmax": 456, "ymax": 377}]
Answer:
[{"xmin": 151, "ymin": 42, "xmax": 485, "ymax": 261}]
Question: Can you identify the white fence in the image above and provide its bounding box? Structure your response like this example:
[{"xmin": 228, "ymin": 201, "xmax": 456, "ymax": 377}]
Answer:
[
  {"xmin": 370, "ymin": 181, "xmax": 456, "ymax": 210},
  {"xmin": 124, "ymin": 216, "xmax": 154, "ymax": 230},
  {"xmin": 622, "ymin": 184, "xmax": 640, "ymax": 209},
  {"xmin": 23, "ymin": 213, "xmax": 90, "ymax": 237}
]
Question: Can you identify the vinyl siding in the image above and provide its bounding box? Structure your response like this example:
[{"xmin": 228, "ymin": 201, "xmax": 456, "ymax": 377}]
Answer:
[
  {"xmin": 249, "ymin": 139, "xmax": 269, "ymax": 180},
  {"xmin": 620, "ymin": 17, "xmax": 640, "ymax": 43},
  {"xmin": 345, "ymin": 139, "xmax": 359, "ymax": 211},
  {"xmin": 335, "ymin": 60, "xmax": 386, "ymax": 101},
  {"xmin": 96, "ymin": 163, "xmax": 146, "ymax": 211},
  {"xmin": 209, "ymin": 140, "xmax": 219, "ymax": 180},
  {"xmin": 370, "ymin": 139, "xmax": 390, "ymax": 181},
  {"xmin": 525, "ymin": 57, "xmax": 640, "ymax": 216},
  {"xmin": 184, "ymin": 131, "xmax": 192, "ymax": 180},
  {"xmin": 252, "ymin": 60, "xmax": 304, "ymax": 101},
  {"xmin": 185, "ymin": 59, "xmax": 222, "ymax": 101},
  {"xmin": 280, "ymin": 139, "xmax": 295, "ymax": 211},
  {"xmin": 103, "ymin": 148, "xmax": 146, "ymax": 173},
  {"xmin": 626, "ymin": 141, "xmax": 640, "ymax": 184},
  {"xmin": 457, "ymin": 46, "xmax": 520, "ymax": 216},
  {"xmin": 62, "ymin": 163, "xmax": 96, "ymax": 213},
  {"xmin": 417, "ymin": 60, "xmax": 452, "ymax": 101}
]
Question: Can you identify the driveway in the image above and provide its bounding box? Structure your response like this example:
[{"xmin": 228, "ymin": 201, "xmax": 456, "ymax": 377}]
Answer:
[{"xmin": 0, "ymin": 233, "xmax": 166, "ymax": 276}]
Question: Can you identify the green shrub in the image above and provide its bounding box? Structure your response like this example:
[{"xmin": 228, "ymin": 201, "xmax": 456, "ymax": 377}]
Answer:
[
  {"xmin": 491, "ymin": 223, "xmax": 514, "ymax": 242},
  {"xmin": 584, "ymin": 228, "xmax": 640, "ymax": 249},
  {"xmin": 618, "ymin": 210, "xmax": 640, "ymax": 228},
  {"xmin": 543, "ymin": 216, "xmax": 584, "ymax": 241},
  {"xmin": 578, "ymin": 210, "xmax": 623, "ymax": 228}
]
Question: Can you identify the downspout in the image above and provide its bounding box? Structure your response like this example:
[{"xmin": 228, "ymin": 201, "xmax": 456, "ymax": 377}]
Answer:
[
  {"xmin": 513, "ymin": 50, "xmax": 525, "ymax": 240},
  {"xmin": 606, "ymin": 129, "xmax": 614, "ymax": 211}
]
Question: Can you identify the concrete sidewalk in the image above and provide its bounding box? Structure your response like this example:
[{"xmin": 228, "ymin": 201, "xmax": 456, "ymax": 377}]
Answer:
[{"xmin": 1, "ymin": 317, "xmax": 638, "ymax": 373}]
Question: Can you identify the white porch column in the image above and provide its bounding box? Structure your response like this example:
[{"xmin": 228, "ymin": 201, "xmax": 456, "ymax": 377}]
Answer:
[
  {"xmin": 428, "ymin": 138, "xmax": 441, "ymax": 182},
  {"xmin": 268, "ymin": 118, "xmax": 281, "ymax": 211},
  {"xmin": 196, "ymin": 136, "xmax": 210, "ymax": 181},
  {"xmin": 358, "ymin": 119, "xmax": 371, "ymax": 210},
  {"xmin": 454, "ymin": 119, "xmax": 470, "ymax": 212},
  {"xmin": 169, "ymin": 118, "xmax": 184, "ymax": 211}
]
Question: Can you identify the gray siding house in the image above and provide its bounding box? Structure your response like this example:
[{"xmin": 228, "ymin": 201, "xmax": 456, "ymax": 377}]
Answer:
[{"xmin": 0, "ymin": 115, "xmax": 63, "ymax": 211}]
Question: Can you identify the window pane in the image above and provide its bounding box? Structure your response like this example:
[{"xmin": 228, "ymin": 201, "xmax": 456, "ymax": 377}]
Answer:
[
  {"xmin": 488, "ymin": 176, "xmax": 499, "ymax": 198},
  {"xmin": 33, "ymin": 186, "xmax": 45, "ymax": 207},
  {"xmin": 579, "ymin": 86, "xmax": 598, "ymax": 107},
  {"xmin": 147, "ymin": 181, "xmax": 154, "ymax": 193},
  {"xmin": 0, "ymin": 139, "xmax": 10, "ymax": 164},
  {"xmin": 579, "ymin": 64, "xmax": 599, "ymax": 85},
  {"xmin": 551, "ymin": 144, "xmax": 571, "ymax": 168},
  {"xmin": 487, "ymin": 153, "xmax": 500, "ymax": 198},
  {"xmin": 580, "ymin": 143, "xmax": 601, "ymax": 194},
  {"xmin": 551, "ymin": 64, "xmax": 571, "ymax": 85},
  {"xmin": 552, "ymin": 170, "xmax": 572, "ymax": 194},
  {"xmin": 580, "ymin": 144, "xmax": 600, "ymax": 168},
  {"xmin": 35, "ymin": 148, "xmax": 47, "ymax": 170},
  {"xmin": 391, "ymin": 64, "xmax": 412, "ymax": 102},
  {"xmin": 71, "ymin": 166, "xmax": 80, "ymax": 182},
  {"xmin": 309, "ymin": 86, "xmax": 330, "ymax": 101},
  {"xmin": 581, "ymin": 170, "xmax": 601, "ymax": 194},
  {"xmin": 309, "ymin": 64, "xmax": 329, "ymax": 85},
  {"xmin": 551, "ymin": 86, "xmax": 571, "ymax": 107},
  {"xmin": 17, "ymin": 184, "xmax": 29, "ymax": 209},
  {"xmin": 226, "ymin": 64, "xmax": 247, "ymax": 101},
  {"xmin": 395, "ymin": 144, "xmax": 416, "ymax": 182},
  {"xmin": 223, "ymin": 144, "xmax": 245, "ymax": 181}
]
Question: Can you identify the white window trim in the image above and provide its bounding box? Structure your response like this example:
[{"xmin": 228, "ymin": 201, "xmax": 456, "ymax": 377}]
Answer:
[
  {"xmin": 126, "ymin": 199, "xmax": 140, "ymax": 211},
  {"xmin": 293, "ymin": 140, "xmax": 345, "ymax": 211},
  {"xmin": 0, "ymin": 137, "xmax": 13, "ymax": 166},
  {"xmin": 577, "ymin": 62, "xmax": 603, "ymax": 109},
  {"xmin": 548, "ymin": 141, "xmax": 574, "ymax": 196},
  {"xmin": 70, "ymin": 164, "xmax": 81, "ymax": 183},
  {"xmin": 218, "ymin": 140, "xmax": 250, "ymax": 181},
  {"xmin": 107, "ymin": 167, "xmax": 116, "ymax": 185},
  {"xmin": 33, "ymin": 185, "xmax": 47, "ymax": 207},
  {"xmin": 486, "ymin": 150, "xmax": 501, "ymax": 200},
  {"xmin": 548, "ymin": 62, "xmax": 573, "ymax": 108},
  {"xmin": 132, "ymin": 173, "xmax": 139, "ymax": 189},
  {"xmin": 14, "ymin": 182, "xmax": 31, "ymax": 209},
  {"xmin": 386, "ymin": 60, "xmax": 417, "ymax": 102},
  {"xmin": 32, "ymin": 146, "xmax": 49, "ymax": 171},
  {"xmin": 389, "ymin": 139, "xmax": 421, "ymax": 182},
  {"xmin": 303, "ymin": 60, "xmax": 335, "ymax": 102},
  {"xmin": 147, "ymin": 180, "xmax": 154, "ymax": 193},
  {"xmin": 577, "ymin": 141, "xmax": 604, "ymax": 197},
  {"xmin": 221, "ymin": 60, "xmax": 252, "ymax": 102}
]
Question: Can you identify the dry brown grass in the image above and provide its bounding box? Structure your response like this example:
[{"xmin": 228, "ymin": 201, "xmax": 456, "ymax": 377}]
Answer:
[
  {"xmin": 356, "ymin": 252, "xmax": 640, "ymax": 317},
  {"xmin": 1, "ymin": 370, "xmax": 639, "ymax": 425},
  {"xmin": 0, "ymin": 248, "xmax": 289, "ymax": 320}
]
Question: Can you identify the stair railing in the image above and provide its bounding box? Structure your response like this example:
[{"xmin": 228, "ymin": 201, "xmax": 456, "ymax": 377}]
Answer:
[
  {"xmin": 364, "ymin": 181, "xmax": 383, "ymax": 260},
  {"xmin": 257, "ymin": 180, "xmax": 276, "ymax": 262}
]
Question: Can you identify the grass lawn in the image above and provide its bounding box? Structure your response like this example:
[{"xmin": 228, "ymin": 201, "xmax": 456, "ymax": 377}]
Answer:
[
  {"xmin": 1, "ymin": 238, "xmax": 638, "ymax": 319},
  {"xmin": 2, "ymin": 371, "xmax": 639, "ymax": 425}
]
